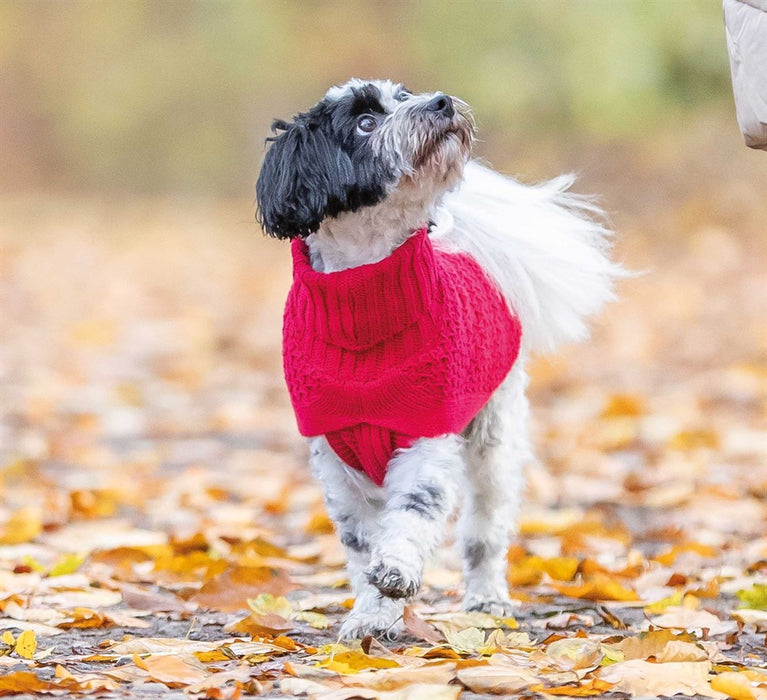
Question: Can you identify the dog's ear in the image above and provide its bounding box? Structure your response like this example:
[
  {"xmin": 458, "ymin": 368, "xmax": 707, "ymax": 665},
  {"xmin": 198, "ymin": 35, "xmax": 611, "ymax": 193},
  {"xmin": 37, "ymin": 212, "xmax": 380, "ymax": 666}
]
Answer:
[{"xmin": 256, "ymin": 118, "xmax": 355, "ymax": 239}]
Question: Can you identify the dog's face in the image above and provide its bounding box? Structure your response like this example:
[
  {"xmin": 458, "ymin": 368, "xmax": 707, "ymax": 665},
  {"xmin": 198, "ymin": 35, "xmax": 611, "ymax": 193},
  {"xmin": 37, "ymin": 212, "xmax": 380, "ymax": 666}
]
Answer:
[{"xmin": 256, "ymin": 79, "xmax": 475, "ymax": 239}]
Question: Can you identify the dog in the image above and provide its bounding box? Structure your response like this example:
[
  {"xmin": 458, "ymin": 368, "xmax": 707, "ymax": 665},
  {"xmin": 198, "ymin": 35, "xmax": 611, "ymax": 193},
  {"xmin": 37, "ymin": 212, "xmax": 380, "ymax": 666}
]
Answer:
[{"xmin": 255, "ymin": 79, "xmax": 623, "ymax": 640}]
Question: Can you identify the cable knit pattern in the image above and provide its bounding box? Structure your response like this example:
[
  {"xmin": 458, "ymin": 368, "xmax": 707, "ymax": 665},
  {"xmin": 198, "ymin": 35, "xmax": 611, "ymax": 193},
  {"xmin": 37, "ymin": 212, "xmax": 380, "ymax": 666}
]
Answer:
[{"xmin": 283, "ymin": 227, "xmax": 522, "ymax": 486}]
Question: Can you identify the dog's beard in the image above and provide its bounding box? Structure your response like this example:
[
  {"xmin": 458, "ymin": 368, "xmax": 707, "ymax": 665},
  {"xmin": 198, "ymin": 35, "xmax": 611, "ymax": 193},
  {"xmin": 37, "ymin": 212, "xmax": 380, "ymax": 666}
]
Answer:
[{"xmin": 371, "ymin": 98, "xmax": 475, "ymax": 202}]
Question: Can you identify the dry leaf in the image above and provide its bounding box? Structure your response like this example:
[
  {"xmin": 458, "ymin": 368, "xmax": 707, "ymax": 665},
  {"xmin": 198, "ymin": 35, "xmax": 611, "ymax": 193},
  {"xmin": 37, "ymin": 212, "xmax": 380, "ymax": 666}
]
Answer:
[
  {"xmin": 531, "ymin": 678, "xmax": 615, "ymax": 696},
  {"xmin": 14, "ymin": 629, "xmax": 37, "ymax": 659},
  {"xmin": 191, "ymin": 565, "xmax": 297, "ymax": 611},
  {"xmin": 649, "ymin": 607, "xmax": 737, "ymax": 636},
  {"xmin": 711, "ymin": 671, "xmax": 767, "ymax": 700},
  {"xmin": 545, "ymin": 637, "xmax": 603, "ymax": 671},
  {"xmin": 457, "ymin": 664, "xmax": 537, "ymax": 694},
  {"xmin": 132, "ymin": 653, "xmax": 209, "ymax": 687},
  {"xmin": 317, "ymin": 649, "xmax": 401, "ymax": 674},
  {"xmin": 598, "ymin": 659, "xmax": 715, "ymax": 696},
  {"xmin": 550, "ymin": 574, "xmax": 639, "ymax": 602},
  {"xmin": 0, "ymin": 507, "xmax": 42, "ymax": 545},
  {"xmin": 736, "ymin": 583, "xmax": 767, "ymax": 610}
]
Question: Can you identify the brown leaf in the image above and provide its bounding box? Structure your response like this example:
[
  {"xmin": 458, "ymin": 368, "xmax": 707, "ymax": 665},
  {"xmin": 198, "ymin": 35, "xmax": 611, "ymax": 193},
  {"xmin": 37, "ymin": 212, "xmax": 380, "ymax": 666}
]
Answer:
[
  {"xmin": 403, "ymin": 606, "xmax": 445, "ymax": 644},
  {"xmin": 132, "ymin": 653, "xmax": 209, "ymax": 687},
  {"xmin": 0, "ymin": 671, "xmax": 58, "ymax": 695},
  {"xmin": 191, "ymin": 565, "xmax": 297, "ymax": 612}
]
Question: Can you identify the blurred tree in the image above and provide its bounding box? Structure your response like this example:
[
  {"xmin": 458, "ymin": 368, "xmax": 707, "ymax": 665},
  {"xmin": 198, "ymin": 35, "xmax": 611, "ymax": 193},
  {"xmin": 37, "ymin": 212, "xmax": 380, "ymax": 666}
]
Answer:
[{"xmin": 0, "ymin": 0, "xmax": 730, "ymax": 195}]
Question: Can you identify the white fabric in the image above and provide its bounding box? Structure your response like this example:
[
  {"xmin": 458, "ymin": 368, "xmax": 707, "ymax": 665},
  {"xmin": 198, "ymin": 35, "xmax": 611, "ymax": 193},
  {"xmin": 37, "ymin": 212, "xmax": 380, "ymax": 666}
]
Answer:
[{"xmin": 724, "ymin": 0, "xmax": 767, "ymax": 150}]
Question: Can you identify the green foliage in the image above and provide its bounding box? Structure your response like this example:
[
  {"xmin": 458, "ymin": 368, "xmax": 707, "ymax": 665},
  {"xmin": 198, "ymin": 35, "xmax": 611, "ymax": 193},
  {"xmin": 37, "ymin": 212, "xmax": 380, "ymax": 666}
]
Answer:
[{"xmin": 0, "ymin": 0, "xmax": 731, "ymax": 193}]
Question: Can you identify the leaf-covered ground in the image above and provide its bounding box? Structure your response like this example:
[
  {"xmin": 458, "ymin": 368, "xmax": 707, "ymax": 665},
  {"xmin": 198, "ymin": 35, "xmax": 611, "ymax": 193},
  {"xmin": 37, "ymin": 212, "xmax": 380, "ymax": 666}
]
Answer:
[{"xmin": 1, "ymin": 128, "xmax": 766, "ymax": 698}]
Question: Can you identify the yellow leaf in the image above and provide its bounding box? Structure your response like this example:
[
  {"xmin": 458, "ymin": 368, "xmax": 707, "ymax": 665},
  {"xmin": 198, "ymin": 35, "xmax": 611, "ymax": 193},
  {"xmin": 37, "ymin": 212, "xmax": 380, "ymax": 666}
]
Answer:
[
  {"xmin": 736, "ymin": 583, "xmax": 767, "ymax": 610},
  {"xmin": 305, "ymin": 505, "xmax": 334, "ymax": 534},
  {"xmin": 550, "ymin": 574, "xmax": 639, "ymax": 602},
  {"xmin": 14, "ymin": 630, "xmax": 37, "ymax": 659},
  {"xmin": 49, "ymin": 553, "xmax": 85, "ymax": 577},
  {"xmin": 711, "ymin": 671, "xmax": 767, "ymax": 700},
  {"xmin": 0, "ymin": 507, "xmax": 42, "ymax": 545},
  {"xmin": 644, "ymin": 590, "xmax": 685, "ymax": 614},
  {"xmin": 247, "ymin": 593, "xmax": 293, "ymax": 618},
  {"xmin": 58, "ymin": 608, "xmax": 109, "ymax": 629},
  {"xmin": 291, "ymin": 610, "xmax": 329, "ymax": 629},
  {"xmin": 509, "ymin": 554, "xmax": 579, "ymax": 583},
  {"xmin": 653, "ymin": 542, "xmax": 717, "ymax": 566},
  {"xmin": 668, "ymin": 429, "xmax": 720, "ymax": 450},
  {"xmin": 506, "ymin": 557, "xmax": 543, "ymax": 588},
  {"xmin": 601, "ymin": 393, "xmax": 645, "ymax": 417},
  {"xmin": 543, "ymin": 556, "xmax": 580, "ymax": 581},
  {"xmin": 317, "ymin": 650, "xmax": 400, "ymax": 674},
  {"xmin": 531, "ymin": 678, "xmax": 615, "ymax": 696},
  {"xmin": 193, "ymin": 649, "xmax": 231, "ymax": 663}
]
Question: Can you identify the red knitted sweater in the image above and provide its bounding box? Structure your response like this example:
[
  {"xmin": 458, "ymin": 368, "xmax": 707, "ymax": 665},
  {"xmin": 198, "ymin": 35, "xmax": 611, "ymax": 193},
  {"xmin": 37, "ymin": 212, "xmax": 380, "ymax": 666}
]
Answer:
[{"xmin": 283, "ymin": 227, "xmax": 522, "ymax": 486}]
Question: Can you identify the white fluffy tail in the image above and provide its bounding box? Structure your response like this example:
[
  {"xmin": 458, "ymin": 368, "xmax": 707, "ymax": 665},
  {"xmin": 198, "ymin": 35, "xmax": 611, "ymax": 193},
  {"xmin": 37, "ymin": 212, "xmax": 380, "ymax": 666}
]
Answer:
[{"xmin": 432, "ymin": 160, "xmax": 625, "ymax": 354}]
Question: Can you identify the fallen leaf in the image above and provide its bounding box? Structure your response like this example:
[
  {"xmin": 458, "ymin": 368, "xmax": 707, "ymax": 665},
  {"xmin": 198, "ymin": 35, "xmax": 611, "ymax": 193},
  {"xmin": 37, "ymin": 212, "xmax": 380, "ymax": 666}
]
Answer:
[
  {"xmin": 0, "ymin": 671, "xmax": 57, "ymax": 694},
  {"xmin": 545, "ymin": 637, "xmax": 603, "ymax": 671},
  {"xmin": 736, "ymin": 583, "xmax": 767, "ymax": 610},
  {"xmin": 650, "ymin": 607, "xmax": 737, "ymax": 636},
  {"xmin": 550, "ymin": 574, "xmax": 639, "ymax": 602},
  {"xmin": 0, "ymin": 507, "xmax": 42, "ymax": 545},
  {"xmin": 598, "ymin": 659, "xmax": 715, "ymax": 696},
  {"xmin": 711, "ymin": 671, "xmax": 767, "ymax": 700},
  {"xmin": 14, "ymin": 629, "xmax": 37, "ymax": 659},
  {"xmin": 403, "ymin": 606, "xmax": 445, "ymax": 644},
  {"xmin": 531, "ymin": 678, "xmax": 616, "ymax": 696},
  {"xmin": 132, "ymin": 653, "xmax": 208, "ymax": 687},
  {"xmin": 457, "ymin": 663, "xmax": 537, "ymax": 694},
  {"xmin": 317, "ymin": 649, "xmax": 400, "ymax": 674},
  {"xmin": 191, "ymin": 565, "xmax": 297, "ymax": 611},
  {"xmin": 612, "ymin": 628, "xmax": 699, "ymax": 660}
]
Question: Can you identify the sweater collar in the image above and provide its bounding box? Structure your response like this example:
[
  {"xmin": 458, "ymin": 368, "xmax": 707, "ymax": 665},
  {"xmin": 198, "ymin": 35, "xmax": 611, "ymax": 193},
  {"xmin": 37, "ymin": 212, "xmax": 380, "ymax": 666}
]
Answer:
[{"xmin": 290, "ymin": 227, "xmax": 440, "ymax": 350}]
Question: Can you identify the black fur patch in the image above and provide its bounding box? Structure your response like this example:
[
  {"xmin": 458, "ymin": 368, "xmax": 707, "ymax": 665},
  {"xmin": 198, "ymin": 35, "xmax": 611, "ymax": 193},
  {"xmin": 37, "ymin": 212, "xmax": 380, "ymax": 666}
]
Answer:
[
  {"xmin": 463, "ymin": 539, "xmax": 488, "ymax": 569},
  {"xmin": 400, "ymin": 483, "xmax": 444, "ymax": 519},
  {"xmin": 340, "ymin": 531, "xmax": 369, "ymax": 552},
  {"xmin": 255, "ymin": 85, "xmax": 399, "ymax": 239}
]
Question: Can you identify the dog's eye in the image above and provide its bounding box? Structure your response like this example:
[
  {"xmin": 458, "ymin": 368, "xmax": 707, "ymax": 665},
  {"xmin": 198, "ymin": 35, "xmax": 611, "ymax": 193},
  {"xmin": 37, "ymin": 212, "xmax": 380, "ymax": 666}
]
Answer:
[
  {"xmin": 395, "ymin": 91, "xmax": 411, "ymax": 102},
  {"xmin": 356, "ymin": 115, "xmax": 377, "ymax": 134}
]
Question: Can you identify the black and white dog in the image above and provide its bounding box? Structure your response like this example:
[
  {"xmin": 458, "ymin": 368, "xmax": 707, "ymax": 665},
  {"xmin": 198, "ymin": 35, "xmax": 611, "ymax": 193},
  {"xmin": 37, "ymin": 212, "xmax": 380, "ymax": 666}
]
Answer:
[{"xmin": 256, "ymin": 79, "xmax": 622, "ymax": 639}]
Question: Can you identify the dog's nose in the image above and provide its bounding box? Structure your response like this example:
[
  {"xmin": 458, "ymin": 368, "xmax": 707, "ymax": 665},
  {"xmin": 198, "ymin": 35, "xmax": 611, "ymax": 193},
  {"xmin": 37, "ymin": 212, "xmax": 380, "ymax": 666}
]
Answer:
[{"xmin": 424, "ymin": 93, "xmax": 455, "ymax": 118}]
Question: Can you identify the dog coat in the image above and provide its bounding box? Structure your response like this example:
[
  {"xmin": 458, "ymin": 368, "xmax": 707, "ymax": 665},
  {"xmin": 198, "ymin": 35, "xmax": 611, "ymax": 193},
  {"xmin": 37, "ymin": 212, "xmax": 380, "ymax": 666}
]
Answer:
[{"xmin": 283, "ymin": 227, "xmax": 522, "ymax": 486}]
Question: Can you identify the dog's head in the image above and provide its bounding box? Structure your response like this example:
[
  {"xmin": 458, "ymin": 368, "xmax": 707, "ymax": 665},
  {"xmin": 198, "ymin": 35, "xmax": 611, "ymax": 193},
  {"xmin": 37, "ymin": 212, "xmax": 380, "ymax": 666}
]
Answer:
[{"xmin": 256, "ymin": 79, "xmax": 475, "ymax": 239}]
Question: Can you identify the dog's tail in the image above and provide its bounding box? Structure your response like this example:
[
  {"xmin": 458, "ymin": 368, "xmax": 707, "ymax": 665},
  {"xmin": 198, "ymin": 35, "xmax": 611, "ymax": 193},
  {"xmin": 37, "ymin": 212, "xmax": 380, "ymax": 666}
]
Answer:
[{"xmin": 432, "ymin": 160, "xmax": 627, "ymax": 354}]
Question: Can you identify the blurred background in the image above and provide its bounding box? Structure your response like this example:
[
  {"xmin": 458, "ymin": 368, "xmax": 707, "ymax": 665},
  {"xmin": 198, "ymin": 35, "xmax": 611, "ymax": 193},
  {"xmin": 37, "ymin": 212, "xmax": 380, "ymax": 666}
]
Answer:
[
  {"xmin": 0, "ymin": 1, "xmax": 747, "ymax": 193},
  {"xmin": 0, "ymin": 2, "xmax": 764, "ymax": 538}
]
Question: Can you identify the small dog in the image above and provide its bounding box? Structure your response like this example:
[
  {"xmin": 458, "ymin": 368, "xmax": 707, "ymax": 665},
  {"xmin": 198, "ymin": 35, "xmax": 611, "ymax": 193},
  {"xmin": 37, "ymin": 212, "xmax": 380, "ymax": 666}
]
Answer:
[{"xmin": 256, "ymin": 79, "xmax": 622, "ymax": 639}]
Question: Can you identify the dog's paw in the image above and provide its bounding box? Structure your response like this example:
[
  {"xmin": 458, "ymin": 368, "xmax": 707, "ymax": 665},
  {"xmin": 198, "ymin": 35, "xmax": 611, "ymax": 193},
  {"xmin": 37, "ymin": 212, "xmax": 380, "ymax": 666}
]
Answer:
[
  {"xmin": 339, "ymin": 611, "xmax": 403, "ymax": 641},
  {"xmin": 367, "ymin": 557, "xmax": 421, "ymax": 599},
  {"xmin": 462, "ymin": 594, "xmax": 518, "ymax": 618}
]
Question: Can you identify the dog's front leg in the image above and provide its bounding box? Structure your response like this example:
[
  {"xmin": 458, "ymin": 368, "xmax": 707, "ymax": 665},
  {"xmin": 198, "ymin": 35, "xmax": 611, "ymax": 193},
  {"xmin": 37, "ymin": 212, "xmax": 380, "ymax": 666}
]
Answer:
[
  {"xmin": 366, "ymin": 435, "xmax": 462, "ymax": 601},
  {"xmin": 309, "ymin": 438, "xmax": 404, "ymax": 639}
]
